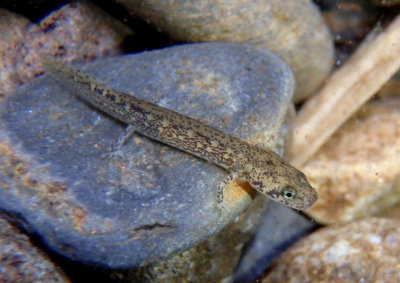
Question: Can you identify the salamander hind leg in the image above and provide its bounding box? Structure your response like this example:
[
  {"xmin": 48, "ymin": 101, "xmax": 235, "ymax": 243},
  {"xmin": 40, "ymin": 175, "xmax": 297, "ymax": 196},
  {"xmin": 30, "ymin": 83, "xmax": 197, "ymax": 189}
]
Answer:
[{"xmin": 102, "ymin": 125, "xmax": 136, "ymax": 159}]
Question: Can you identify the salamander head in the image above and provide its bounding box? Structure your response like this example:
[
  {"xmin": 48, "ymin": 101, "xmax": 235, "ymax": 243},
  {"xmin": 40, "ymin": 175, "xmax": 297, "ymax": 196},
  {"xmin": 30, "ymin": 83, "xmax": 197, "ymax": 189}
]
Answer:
[{"xmin": 248, "ymin": 162, "xmax": 317, "ymax": 210}]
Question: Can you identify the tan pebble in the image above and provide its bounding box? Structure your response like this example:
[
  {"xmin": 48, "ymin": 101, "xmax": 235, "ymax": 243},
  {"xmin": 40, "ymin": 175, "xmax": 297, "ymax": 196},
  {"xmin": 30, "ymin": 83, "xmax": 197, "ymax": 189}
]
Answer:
[
  {"xmin": 0, "ymin": 2, "xmax": 132, "ymax": 94},
  {"xmin": 262, "ymin": 217, "xmax": 400, "ymax": 282},
  {"xmin": 303, "ymin": 97, "xmax": 400, "ymax": 224},
  {"xmin": 117, "ymin": 0, "xmax": 333, "ymax": 102}
]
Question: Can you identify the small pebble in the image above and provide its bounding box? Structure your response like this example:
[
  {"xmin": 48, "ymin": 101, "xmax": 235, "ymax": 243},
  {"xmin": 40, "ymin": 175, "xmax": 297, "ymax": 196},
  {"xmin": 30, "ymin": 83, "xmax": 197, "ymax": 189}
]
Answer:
[
  {"xmin": 303, "ymin": 96, "xmax": 400, "ymax": 223},
  {"xmin": 262, "ymin": 217, "xmax": 400, "ymax": 282},
  {"xmin": 0, "ymin": 2, "xmax": 132, "ymax": 94}
]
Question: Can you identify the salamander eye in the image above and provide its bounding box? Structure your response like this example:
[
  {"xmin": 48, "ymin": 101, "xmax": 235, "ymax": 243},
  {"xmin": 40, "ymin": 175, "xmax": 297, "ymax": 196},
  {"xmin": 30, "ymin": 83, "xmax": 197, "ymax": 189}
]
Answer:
[{"xmin": 282, "ymin": 187, "xmax": 297, "ymax": 200}]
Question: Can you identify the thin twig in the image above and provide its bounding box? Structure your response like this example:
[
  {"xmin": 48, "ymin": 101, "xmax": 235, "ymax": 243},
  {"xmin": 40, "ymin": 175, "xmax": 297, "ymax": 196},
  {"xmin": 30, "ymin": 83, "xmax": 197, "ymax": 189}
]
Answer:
[{"xmin": 287, "ymin": 14, "xmax": 400, "ymax": 168}]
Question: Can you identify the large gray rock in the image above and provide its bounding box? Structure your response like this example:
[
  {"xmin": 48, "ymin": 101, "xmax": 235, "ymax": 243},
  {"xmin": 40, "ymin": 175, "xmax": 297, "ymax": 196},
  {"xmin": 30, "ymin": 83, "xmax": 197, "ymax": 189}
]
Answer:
[{"xmin": 0, "ymin": 42, "xmax": 294, "ymax": 268}]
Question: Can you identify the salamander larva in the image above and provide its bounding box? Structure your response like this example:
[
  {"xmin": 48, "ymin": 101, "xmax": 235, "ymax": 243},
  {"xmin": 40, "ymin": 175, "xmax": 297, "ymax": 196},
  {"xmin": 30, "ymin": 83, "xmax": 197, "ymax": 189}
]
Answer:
[{"xmin": 41, "ymin": 56, "xmax": 317, "ymax": 210}]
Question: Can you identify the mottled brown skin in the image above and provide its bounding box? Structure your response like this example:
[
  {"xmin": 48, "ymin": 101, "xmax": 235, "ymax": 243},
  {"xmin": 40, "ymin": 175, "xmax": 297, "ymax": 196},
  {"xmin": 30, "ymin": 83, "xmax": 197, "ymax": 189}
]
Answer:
[{"xmin": 41, "ymin": 56, "xmax": 317, "ymax": 210}]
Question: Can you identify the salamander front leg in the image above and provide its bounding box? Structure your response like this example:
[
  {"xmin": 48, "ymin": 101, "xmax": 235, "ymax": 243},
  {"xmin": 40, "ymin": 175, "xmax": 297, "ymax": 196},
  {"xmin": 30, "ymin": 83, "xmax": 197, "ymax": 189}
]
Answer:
[{"xmin": 216, "ymin": 171, "xmax": 245, "ymax": 208}]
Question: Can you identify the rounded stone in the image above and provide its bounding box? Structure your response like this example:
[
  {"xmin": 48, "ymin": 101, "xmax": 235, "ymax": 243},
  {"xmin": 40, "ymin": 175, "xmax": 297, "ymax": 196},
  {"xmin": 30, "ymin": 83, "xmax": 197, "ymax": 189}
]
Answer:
[
  {"xmin": 0, "ymin": 42, "xmax": 294, "ymax": 268},
  {"xmin": 0, "ymin": 2, "xmax": 132, "ymax": 95},
  {"xmin": 116, "ymin": 0, "xmax": 334, "ymax": 102},
  {"xmin": 263, "ymin": 218, "xmax": 400, "ymax": 282},
  {"xmin": 303, "ymin": 97, "xmax": 400, "ymax": 224},
  {"xmin": 0, "ymin": 216, "xmax": 69, "ymax": 282}
]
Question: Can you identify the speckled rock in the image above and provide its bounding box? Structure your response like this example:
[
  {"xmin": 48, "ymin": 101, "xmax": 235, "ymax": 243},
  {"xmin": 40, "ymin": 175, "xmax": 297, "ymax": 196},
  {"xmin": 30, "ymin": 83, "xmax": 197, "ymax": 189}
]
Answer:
[
  {"xmin": 262, "ymin": 217, "xmax": 400, "ymax": 282},
  {"xmin": 0, "ymin": 42, "xmax": 294, "ymax": 269},
  {"xmin": 116, "ymin": 0, "xmax": 333, "ymax": 102},
  {"xmin": 0, "ymin": 2, "xmax": 132, "ymax": 95},
  {"xmin": 303, "ymin": 96, "xmax": 400, "ymax": 224},
  {"xmin": 0, "ymin": 215, "xmax": 69, "ymax": 282},
  {"xmin": 0, "ymin": 8, "xmax": 31, "ymax": 94}
]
